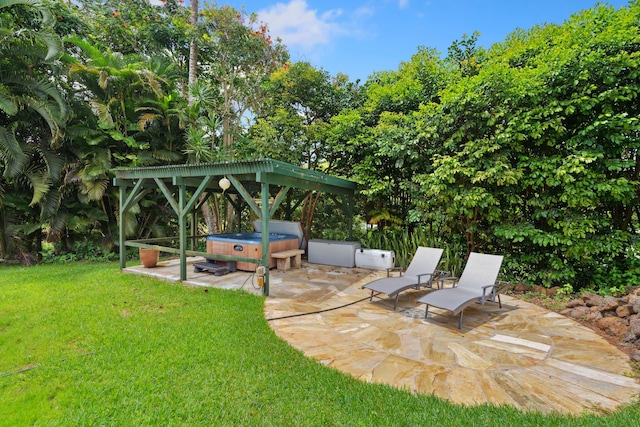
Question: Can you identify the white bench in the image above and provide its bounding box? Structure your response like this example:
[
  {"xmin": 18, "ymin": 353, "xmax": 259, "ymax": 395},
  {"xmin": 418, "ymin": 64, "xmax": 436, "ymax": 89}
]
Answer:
[{"xmin": 271, "ymin": 249, "xmax": 305, "ymax": 271}]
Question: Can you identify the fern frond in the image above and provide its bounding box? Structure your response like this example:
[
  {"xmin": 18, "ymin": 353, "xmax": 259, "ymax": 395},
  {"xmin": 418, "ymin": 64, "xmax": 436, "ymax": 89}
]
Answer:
[
  {"xmin": 0, "ymin": 126, "xmax": 29, "ymax": 178},
  {"xmin": 0, "ymin": 87, "xmax": 18, "ymax": 116},
  {"xmin": 83, "ymin": 178, "xmax": 109, "ymax": 201},
  {"xmin": 24, "ymin": 169, "xmax": 51, "ymax": 206}
]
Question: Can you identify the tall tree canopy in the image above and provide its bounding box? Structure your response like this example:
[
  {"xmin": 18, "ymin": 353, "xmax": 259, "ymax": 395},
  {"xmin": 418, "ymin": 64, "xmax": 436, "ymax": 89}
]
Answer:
[{"xmin": 3, "ymin": 0, "xmax": 640, "ymax": 295}]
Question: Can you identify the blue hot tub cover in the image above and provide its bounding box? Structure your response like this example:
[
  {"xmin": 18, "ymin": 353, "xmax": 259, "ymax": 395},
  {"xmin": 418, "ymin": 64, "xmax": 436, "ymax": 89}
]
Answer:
[{"xmin": 206, "ymin": 232, "xmax": 298, "ymax": 244}]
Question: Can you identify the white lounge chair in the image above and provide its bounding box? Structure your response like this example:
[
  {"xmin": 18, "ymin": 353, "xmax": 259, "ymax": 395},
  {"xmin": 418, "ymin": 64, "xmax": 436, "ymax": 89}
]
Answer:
[
  {"xmin": 362, "ymin": 247, "xmax": 446, "ymax": 310},
  {"xmin": 416, "ymin": 252, "xmax": 506, "ymax": 328}
]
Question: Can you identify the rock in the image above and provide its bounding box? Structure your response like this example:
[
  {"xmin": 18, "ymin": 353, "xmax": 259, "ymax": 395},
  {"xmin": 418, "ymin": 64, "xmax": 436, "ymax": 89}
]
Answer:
[
  {"xmin": 566, "ymin": 299, "xmax": 585, "ymax": 308},
  {"xmin": 626, "ymin": 286, "xmax": 640, "ymax": 296},
  {"xmin": 585, "ymin": 311, "xmax": 603, "ymax": 322},
  {"xmin": 632, "ymin": 351, "xmax": 640, "ymax": 363},
  {"xmin": 532, "ymin": 285, "xmax": 547, "ymax": 295},
  {"xmin": 600, "ymin": 296, "xmax": 619, "ymax": 311},
  {"xmin": 597, "ymin": 317, "xmax": 629, "ymax": 338},
  {"xmin": 546, "ymin": 286, "xmax": 560, "ymax": 298},
  {"xmin": 582, "ymin": 292, "xmax": 604, "ymax": 307},
  {"xmin": 616, "ymin": 304, "xmax": 635, "ymax": 318},
  {"xmin": 633, "ymin": 301, "xmax": 640, "ymax": 314},
  {"xmin": 631, "ymin": 318, "xmax": 640, "ymax": 338},
  {"xmin": 560, "ymin": 306, "xmax": 591, "ymax": 319},
  {"xmin": 513, "ymin": 282, "xmax": 529, "ymax": 292}
]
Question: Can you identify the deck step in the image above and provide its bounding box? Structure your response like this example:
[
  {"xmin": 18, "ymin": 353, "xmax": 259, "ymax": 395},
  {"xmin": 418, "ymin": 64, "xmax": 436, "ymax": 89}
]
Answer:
[{"xmin": 194, "ymin": 260, "xmax": 236, "ymax": 276}]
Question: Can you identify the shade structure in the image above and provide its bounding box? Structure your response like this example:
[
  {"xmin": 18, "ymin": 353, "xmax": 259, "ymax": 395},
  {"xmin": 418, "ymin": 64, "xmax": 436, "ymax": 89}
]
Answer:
[{"xmin": 113, "ymin": 158, "xmax": 358, "ymax": 295}]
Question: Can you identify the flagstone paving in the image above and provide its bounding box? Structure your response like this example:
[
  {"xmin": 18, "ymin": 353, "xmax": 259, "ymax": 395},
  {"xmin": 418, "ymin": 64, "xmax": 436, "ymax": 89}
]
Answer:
[{"xmin": 124, "ymin": 258, "xmax": 640, "ymax": 415}]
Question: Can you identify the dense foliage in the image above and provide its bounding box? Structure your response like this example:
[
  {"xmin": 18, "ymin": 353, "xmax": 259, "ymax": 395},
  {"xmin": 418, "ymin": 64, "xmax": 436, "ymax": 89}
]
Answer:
[{"xmin": 1, "ymin": 0, "xmax": 639, "ymax": 292}]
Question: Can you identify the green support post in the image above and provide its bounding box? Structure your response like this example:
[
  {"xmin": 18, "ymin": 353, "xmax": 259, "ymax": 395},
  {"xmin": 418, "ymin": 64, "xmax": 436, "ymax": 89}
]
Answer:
[
  {"xmin": 261, "ymin": 181, "xmax": 270, "ymax": 296},
  {"xmin": 179, "ymin": 184, "xmax": 187, "ymax": 281},
  {"xmin": 119, "ymin": 184, "xmax": 127, "ymax": 269}
]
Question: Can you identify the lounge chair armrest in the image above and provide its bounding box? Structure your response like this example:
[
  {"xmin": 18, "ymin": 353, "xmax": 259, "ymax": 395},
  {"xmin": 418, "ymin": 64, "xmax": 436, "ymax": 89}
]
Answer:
[
  {"xmin": 480, "ymin": 281, "xmax": 510, "ymax": 303},
  {"xmin": 494, "ymin": 280, "xmax": 511, "ymax": 293},
  {"xmin": 414, "ymin": 272, "xmax": 435, "ymax": 285},
  {"xmin": 386, "ymin": 267, "xmax": 403, "ymax": 277},
  {"xmin": 438, "ymin": 276, "xmax": 459, "ymax": 289}
]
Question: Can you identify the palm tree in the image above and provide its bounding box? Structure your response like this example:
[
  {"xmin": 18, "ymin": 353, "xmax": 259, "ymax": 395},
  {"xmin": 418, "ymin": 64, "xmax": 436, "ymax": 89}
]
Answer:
[
  {"xmin": 63, "ymin": 38, "xmax": 187, "ymax": 244},
  {"xmin": 0, "ymin": 0, "xmax": 67, "ymax": 262}
]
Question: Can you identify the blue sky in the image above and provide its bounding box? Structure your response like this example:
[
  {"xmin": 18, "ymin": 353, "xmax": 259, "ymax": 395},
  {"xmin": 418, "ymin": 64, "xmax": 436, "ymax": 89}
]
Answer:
[{"xmin": 215, "ymin": 0, "xmax": 631, "ymax": 82}]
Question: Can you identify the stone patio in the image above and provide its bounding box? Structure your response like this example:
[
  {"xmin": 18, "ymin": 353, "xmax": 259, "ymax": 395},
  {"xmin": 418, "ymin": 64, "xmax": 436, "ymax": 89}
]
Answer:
[{"xmin": 124, "ymin": 257, "xmax": 640, "ymax": 415}]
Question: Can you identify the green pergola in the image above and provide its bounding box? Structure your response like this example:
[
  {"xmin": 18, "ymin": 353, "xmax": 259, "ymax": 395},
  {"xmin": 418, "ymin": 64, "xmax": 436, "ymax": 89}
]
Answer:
[{"xmin": 113, "ymin": 158, "xmax": 358, "ymax": 295}]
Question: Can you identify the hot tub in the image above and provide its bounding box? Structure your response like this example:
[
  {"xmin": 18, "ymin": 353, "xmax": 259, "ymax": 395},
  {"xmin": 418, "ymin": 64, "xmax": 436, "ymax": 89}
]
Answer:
[{"xmin": 206, "ymin": 232, "xmax": 299, "ymax": 271}]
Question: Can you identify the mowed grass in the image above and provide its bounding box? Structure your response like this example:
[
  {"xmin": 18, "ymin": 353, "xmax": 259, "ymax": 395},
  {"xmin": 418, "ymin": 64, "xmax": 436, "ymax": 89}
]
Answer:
[{"xmin": 1, "ymin": 263, "xmax": 639, "ymax": 426}]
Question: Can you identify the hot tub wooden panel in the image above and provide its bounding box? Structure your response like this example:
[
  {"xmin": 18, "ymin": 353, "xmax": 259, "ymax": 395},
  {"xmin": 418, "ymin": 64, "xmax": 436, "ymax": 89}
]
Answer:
[{"xmin": 206, "ymin": 233, "xmax": 299, "ymax": 271}]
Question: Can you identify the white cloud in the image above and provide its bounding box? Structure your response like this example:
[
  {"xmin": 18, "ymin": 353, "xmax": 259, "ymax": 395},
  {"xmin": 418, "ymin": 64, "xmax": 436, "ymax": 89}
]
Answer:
[
  {"xmin": 257, "ymin": 0, "xmax": 347, "ymax": 52},
  {"xmin": 398, "ymin": 0, "xmax": 409, "ymax": 8}
]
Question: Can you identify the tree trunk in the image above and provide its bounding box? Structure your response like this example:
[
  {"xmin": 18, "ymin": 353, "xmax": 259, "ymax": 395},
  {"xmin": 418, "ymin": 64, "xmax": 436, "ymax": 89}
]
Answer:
[
  {"xmin": 300, "ymin": 192, "xmax": 321, "ymax": 248},
  {"xmin": 188, "ymin": 0, "xmax": 217, "ymax": 234},
  {"xmin": 188, "ymin": 0, "xmax": 198, "ymax": 100}
]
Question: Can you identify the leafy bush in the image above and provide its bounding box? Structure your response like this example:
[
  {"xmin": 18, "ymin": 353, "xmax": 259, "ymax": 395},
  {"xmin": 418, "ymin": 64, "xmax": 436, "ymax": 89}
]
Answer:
[{"xmin": 42, "ymin": 240, "xmax": 121, "ymax": 264}]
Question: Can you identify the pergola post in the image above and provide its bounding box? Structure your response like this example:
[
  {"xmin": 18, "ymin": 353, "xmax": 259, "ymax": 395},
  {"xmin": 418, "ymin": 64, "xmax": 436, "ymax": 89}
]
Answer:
[
  {"xmin": 261, "ymin": 181, "xmax": 270, "ymax": 296},
  {"xmin": 119, "ymin": 184, "xmax": 127, "ymax": 269},
  {"xmin": 178, "ymin": 183, "xmax": 187, "ymax": 281}
]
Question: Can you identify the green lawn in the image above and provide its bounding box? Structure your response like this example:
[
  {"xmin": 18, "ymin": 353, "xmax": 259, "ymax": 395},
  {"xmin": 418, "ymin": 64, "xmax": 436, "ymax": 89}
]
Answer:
[{"xmin": 1, "ymin": 263, "xmax": 638, "ymax": 426}]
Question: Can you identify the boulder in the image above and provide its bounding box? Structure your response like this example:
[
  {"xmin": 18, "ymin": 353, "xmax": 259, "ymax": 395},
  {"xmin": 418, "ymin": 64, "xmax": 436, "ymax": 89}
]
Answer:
[
  {"xmin": 616, "ymin": 304, "xmax": 635, "ymax": 318},
  {"xmin": 560, "ymin": 306, "xmax": 591, "ymax": 319},
  {"xmin": 566, "ymin": 299, "xmax": 585, "ymax": 308},
  {"xmin": 585, "ymin": 311, "xmax": 603, "ymax": 322},
  {"xmin": 532, "ymin": 285, "xmax": 548, "ymax": 295},
  {"xmin": 600, "ymin": 296, "xmax": 619, "ymax": 311},
  {"xmin": 546, "ymin": 286, "xmax": 560, "ymax": 298},
  {"xmin": 631, "ymin": 318, "xmax": 640, "ymax": 338},
  {"xmin": 597, "ymin": 317, "xmax": 629, "ymax": 339},
  {"xmin": 513, "ymin": 282, "xmax": 530, "ymax": 293},
  {"xmin": 582, "ymin": 292, "xmax": 604, "ymax": 307},
  {"xmin": 626, "ymin": 286, "xmax": 640, "ymax": 296}
]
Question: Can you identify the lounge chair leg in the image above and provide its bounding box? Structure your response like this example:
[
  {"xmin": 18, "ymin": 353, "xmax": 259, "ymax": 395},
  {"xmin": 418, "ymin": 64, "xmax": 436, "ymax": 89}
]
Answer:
[
  {"xmin": 458, "ymin": 311, "xmax": 463, "ymax": 329},
  {"xmin": 369, "ymin": 290, "xmax": 374, "ymax": 302},
  {"xmin": 424, "ymin": 305, "xmax": 429, "ymax": 319},
  {"xmin": 393, "ymin": 294, "xmax": 399, "ymax": 310},
  {"xmin": 498, "ymin": 294, "xmax": 502, "ymax": 308}
]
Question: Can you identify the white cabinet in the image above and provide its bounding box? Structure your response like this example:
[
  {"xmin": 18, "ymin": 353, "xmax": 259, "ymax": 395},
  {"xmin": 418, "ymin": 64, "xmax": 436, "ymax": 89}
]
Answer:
[
  {"xmin": 355, "ymin": 248, "xmax": 396, "ymax": 270},
  {"xmin": 308, "ymin": 239, "xmax": 361, "ymax": 268}
]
